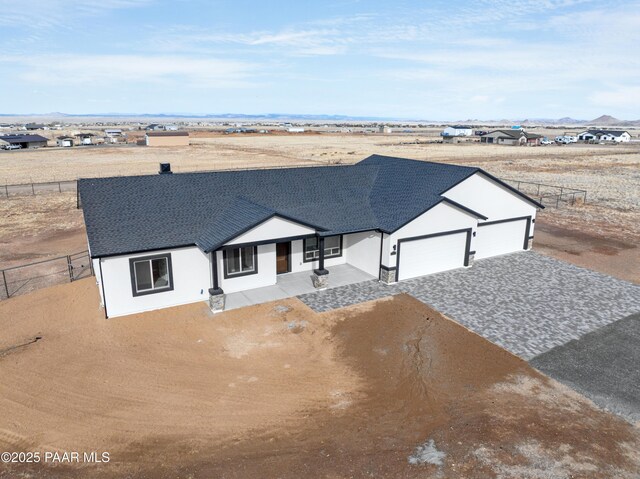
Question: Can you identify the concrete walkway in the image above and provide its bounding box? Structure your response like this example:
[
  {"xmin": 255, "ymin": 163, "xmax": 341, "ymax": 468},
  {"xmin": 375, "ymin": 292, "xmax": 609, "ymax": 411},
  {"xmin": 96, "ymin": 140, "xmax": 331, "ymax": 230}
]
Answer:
[
  {"xmin": 297, "ymin": 252, "xmax": 640, "ymax": 360},
  {"xmin": 224, "ymin": 264, "xmax": 375, "ymax": 311}
]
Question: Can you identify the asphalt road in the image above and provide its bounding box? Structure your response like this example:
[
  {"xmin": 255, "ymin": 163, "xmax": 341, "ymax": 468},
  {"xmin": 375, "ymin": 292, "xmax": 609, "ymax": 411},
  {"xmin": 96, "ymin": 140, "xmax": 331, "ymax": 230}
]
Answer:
[{"xmin": 530, "ymin": 312, "xmax": 640, "ymax": 424}]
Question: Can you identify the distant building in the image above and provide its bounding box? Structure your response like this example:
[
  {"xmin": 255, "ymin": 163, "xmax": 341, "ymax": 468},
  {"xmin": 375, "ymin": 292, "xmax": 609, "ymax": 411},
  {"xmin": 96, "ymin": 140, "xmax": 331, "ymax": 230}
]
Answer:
[
  {"xmin": 145, "ymin": 131, "xmax": 190, "ymax": 147},
  {"xmin": 577, "ymin": 129, "xmax": 631, "ymax": 143},
  {"xmin": 0, "ymin": 134, "xmax": 49, "ymax": 149},
  {"xmin": 75, "ymin": 133, "xmax": 95, "ymax": 145},
  {"xmin": 56, "ymin": 136, "xmax": 74, "ymax": 147},
  {"xmin": 287, "ymin": 127, "xmax": 305, "ymax": 133},
  {"xmin": 480, "ymin": 130, "xmax": 542, "ymax": 146},
  {"xmin": 441, "ymin": 125, "xmax": 473, "ymax": 137},
  {"xmin": 24, "ymin": 123, "xmax": 46, "ymax": 130},
  {"xmin": 145, "ymin": 124, "xmax": 165, "ymax": 131},
  {"xmin": 104, "ymin": 129, "xmax": 125, "ymax": 143}
]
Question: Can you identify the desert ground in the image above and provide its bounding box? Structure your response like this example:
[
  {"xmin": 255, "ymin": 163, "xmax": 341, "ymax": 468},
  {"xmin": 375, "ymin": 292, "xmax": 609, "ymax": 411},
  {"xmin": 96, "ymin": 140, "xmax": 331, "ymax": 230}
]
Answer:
[
  {"xmin": 0, "ymin": 282, "xmax": 638, "ymax": 478},
  {"xmin": 1, "ymin": 133, "xmax": 638, "ymax": 282}
]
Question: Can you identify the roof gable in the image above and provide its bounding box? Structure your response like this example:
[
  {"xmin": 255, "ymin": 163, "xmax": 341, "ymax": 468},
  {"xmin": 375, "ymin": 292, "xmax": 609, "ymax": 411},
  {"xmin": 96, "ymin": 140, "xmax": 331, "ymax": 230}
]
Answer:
[{"xmin": 79, "ymin": 155, "xmax": 539, "ymax": 257}]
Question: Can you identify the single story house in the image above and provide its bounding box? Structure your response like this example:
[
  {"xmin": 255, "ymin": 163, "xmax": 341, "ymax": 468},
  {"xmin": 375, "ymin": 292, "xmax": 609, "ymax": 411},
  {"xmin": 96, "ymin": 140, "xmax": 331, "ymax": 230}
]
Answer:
[
  {"xmin": 0, "ymin": 134, "xmax": 49, "ymax": 149},
  {"xmin": 56, "ymin": 136, "xmax": 74, "ymax": 147},
  {"xmin": 75, "ymin": 133, "xmax": 95, "ymax": 145},
  {"xmin": 145, "ymin": 131, "xmax": 190, "ymax": 147},
  {"xmin": 79, "ymin": 155, "xmax": 543, "ymax": 319},
  {"xmin": 145, "ymin": 123, "xmax": 165, "ymax": 131},
  {"xmin": 577, "ymin": 130, "xmax": 631, "ymax": 143},
  {"xmin": 441, "ymin": 125, "xmax": 473, "ymax": 137},
  {"xmin": 480, "ymin": 130, "xmax": 542, "ymax": 146}
]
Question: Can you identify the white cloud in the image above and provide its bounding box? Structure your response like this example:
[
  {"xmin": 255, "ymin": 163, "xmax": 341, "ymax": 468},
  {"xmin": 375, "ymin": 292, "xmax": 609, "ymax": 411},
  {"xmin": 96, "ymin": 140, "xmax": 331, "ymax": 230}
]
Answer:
[
  {"xmin": 0, "ymin": 0, "xmax": 151, "ymax": 28},
  {"xmin": 1, "ymin": 54, "xmax": 257, "ymax": 88},
  {"xmin": 590, "ymin": 87, "xmax": 640, "ymax": 110}
]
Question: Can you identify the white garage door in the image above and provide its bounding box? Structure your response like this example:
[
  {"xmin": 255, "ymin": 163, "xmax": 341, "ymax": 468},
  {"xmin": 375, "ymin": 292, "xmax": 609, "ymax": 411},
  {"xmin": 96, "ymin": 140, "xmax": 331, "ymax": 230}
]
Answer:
[
  {"xmin": 475, "ymin": 218, "xmax": 527, "ymax": 260},
  {"xmin": 398, "ymin": 231, "xmax": 468, "ymax": 280}
]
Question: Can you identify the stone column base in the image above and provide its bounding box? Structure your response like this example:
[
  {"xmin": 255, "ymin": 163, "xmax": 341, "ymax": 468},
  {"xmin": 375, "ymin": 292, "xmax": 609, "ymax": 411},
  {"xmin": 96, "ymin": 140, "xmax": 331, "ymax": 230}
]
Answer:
[
  {"xmin": 467, "ymin": 252, "xmax": 475, "ymax": 267},
  {"xmin": 312, "ymin": 269, "xmax": 329, "ymax": 289},
  {"xmin": 379, "ymin": 267, "xmax": 396, "ymax": 284},
  {"xmin": 208, "ymin": 288, "xmax": 225, "ymax": 313},
  {"xmin": 527, "ymin": 238, "xmax": 533, "ymax": 250}
]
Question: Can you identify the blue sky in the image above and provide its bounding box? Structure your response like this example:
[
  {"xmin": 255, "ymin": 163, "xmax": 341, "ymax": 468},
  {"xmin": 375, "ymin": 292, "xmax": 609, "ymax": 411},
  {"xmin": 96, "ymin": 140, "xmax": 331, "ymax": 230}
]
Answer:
[{"xmin": 1, "ymin": 0, "xmax": 639, "ymax": 119}]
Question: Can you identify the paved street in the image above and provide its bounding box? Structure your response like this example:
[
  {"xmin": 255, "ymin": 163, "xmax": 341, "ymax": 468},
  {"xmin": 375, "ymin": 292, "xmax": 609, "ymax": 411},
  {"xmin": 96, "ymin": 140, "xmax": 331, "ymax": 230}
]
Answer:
[{"xmin": 530, "ymin": 312, "xmax": 640, "ymax": 424}]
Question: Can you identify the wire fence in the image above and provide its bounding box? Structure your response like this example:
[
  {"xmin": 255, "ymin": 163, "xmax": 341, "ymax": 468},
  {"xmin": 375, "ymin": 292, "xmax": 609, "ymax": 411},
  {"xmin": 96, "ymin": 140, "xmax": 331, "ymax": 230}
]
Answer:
[
  {"xmin": 0, "ymin": 162, "xmax": 350, "ymax": 200},
  {"xmin": 502, "ymin": 179, "xmax": 587, "ymax": 208},
  {"xmin": 0, "ymin": 251, "xmax": 93, "ymax": 301},
  {"xmin": 2, "ymin": 180, "xmax": 77, "ymax": 198}
]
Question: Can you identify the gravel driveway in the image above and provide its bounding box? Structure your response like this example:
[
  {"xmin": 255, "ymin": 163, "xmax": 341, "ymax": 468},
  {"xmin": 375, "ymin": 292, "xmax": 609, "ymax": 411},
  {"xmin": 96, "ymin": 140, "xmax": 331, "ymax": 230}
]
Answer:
[{"xmin": 298, "ymin": 252, "xmax": 640, "ymax": 360}]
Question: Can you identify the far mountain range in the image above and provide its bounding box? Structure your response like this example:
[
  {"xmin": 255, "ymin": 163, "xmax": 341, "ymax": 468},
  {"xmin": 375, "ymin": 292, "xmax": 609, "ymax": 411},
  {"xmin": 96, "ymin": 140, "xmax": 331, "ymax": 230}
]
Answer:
[{"xmin": 0, "ymin": 113, "xmax": 639, "ymax": 126}]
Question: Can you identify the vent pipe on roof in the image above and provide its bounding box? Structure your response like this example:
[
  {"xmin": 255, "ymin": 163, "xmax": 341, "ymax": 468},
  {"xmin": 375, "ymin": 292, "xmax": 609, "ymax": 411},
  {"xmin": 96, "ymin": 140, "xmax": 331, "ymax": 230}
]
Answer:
[{"xmin": 159, "ymin": 163, "xmax": 172, "ymax": 174}]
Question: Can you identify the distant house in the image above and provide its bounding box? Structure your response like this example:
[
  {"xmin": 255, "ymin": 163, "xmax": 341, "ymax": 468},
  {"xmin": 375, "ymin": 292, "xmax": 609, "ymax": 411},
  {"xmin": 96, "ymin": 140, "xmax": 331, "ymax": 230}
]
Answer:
[
  {"xmin": 145, "ymin": 131, "xmax": 190, "ymax": 147},
  {"xmin": 0, "ymin": 134, "xmax": 49, "ymax": 149},
  {"xmin": 104, "ymin": 129, "xmax": 124, "ymax": 143},
  {"xmin": 145, "ymin": 124, "xmax": 165, "ymax": 131},
  {"xmin": 577, "ymin": 129, "xmax": 631, "ymax": 143},
  {"xmin": 287, "ymin": 127, "xmax": 305, "ymax": 133},
  {"xmin": 75, "ymin": 133, "xmax": 95, "ymax": 145},
  {"xmin": 24, "ymin": 123, "xmax": 46, "ymax": 130},
  {"xmin": 56, "ymin": 136, "xmax": 74, "ymax": 147},
  {"xmin": 480, "ymin": 130, "xmax": 542, "ymax": 146},
  {"xmin": 441, "ymin": 125, "xmax": 473, "ymax": 137}
]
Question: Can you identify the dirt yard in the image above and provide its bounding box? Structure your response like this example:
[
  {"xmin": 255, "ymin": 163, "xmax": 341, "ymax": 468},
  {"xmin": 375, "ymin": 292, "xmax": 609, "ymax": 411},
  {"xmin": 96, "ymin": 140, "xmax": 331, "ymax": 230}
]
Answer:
[{"xmin": 0, "ymin": 281, "xmax": 637, "ymax": 478}]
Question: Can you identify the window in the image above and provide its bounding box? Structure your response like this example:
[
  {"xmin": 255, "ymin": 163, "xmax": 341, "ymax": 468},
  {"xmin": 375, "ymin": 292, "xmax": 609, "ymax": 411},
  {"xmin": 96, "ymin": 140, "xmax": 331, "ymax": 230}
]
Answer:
[
  {"xmin": 303, "ymin": 235, "xmax": 342, "ymax": 262},
  {"xmin": 129, "ymin": 254, "xmax": 173, "ymax": 296},
  {"xmin": 224, "ymin": 246, "xmax": 257, "ymax": 278}
]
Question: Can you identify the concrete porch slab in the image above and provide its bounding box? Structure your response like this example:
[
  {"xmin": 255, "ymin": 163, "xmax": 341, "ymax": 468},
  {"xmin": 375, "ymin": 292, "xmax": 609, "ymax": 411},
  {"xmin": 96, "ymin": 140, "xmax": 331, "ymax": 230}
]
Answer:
[{"xmin": 223, "ymin": 264, "xmax": 375, "ymax": 311}]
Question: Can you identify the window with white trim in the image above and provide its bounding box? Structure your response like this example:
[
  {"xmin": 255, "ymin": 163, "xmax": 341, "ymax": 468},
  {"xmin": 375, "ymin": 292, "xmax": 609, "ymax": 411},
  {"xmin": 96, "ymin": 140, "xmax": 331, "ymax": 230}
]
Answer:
[
  {"xmin": 224, "ymin": 246, "xmax": 257, "ymax": 277},
  {"xmin": 303, "ymin": 235, "xmax": 341, "ymax": 261},
  {"xmin": 130, "ymin": 254, "xmax": 173, "ymax": 296}
]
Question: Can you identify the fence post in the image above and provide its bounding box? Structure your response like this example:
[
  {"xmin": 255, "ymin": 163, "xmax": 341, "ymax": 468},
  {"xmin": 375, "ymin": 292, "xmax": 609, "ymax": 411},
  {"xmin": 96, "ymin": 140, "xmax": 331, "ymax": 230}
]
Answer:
[
  {"xmin": 2, "ymin": 270, "xmax": 8, "ymax": 299},
  {"xmin": 58, "ymin": 182, "xmax": 62, "ymax": 193},
  {"xmin": 67, "ymin": 255, "xmax": 73, "ymax": 282},
  {"xmin": 31, "ymin": 183, "xmax": 35, "ymax": 195},
  {"xmin": 537, "ymin": 183, "xmax": 540, "ymax": 196},
  {"xmin": 4, "ymin": 185, "xmax": 7, "ymax": 198}
]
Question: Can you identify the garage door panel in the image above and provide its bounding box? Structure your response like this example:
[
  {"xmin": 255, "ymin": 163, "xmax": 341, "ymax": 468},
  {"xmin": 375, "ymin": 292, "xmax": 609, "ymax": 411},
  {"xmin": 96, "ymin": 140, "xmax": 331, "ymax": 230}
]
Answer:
[
  {"xmin": 475, "ymin": 219, "xmax": 527, "ymax": 260},
  {"xmin": 398, "ymin": 231, "xmax": 467, "ymax": 280}
]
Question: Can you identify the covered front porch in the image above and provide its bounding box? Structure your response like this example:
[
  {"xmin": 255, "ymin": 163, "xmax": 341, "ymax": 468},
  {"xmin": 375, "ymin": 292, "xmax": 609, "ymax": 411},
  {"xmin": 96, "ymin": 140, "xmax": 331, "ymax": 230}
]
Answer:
[{"xmin": 224, "ymin": 264, "xmax": 376, "ymax": 311}]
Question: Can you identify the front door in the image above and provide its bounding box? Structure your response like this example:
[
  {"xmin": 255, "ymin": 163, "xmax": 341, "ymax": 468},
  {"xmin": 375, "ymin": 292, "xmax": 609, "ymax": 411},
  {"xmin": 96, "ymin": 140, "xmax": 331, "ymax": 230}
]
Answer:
[{"xmin": 276, "ymin": 242, "xmax": 290, "ymax": 274}]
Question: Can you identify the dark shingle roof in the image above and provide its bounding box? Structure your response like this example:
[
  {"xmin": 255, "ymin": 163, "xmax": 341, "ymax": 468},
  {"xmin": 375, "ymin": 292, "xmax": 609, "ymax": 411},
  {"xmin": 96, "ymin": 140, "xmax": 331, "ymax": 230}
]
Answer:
[
  {"xmin": 79, "ymin": 155, "xmax": 537, "ymax": 258},
  {"xmin": 0, "ymin": 134, "xmax": 48, "ymax": 143},
  {"xmin": 582, "ymin": 129, "xmax": 629, "ymax": 137}
]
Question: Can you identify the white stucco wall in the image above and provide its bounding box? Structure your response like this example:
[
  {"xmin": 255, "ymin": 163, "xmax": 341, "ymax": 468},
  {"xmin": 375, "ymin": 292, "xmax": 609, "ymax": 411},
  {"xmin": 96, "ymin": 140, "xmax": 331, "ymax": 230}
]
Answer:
[
  {"xmin": 224, "ymin": 216, "xmax": 316, "ymax": 246},
  {"xmin": 442, "ymin": 172, "xmax": 538, "ymax": 229},
  {"xmin": 384, "ymin": 202, "xmax": 477, "ymax": 269},
  {"xmin": 92, "ymin": 258, "xmax": 104, "ymax": 306},
  {"xmin": 343, "ymin": 231, "xmax": 381, "ymax": 276},
  {"xmin": 288, "ymin": 238, "xmax": 347, "ymax": 273},
  {"xmin": 217, "ymin": 243, "xmax": 276, "ymax": 293},
  {"xmin": 99, "ymin": 246, "xmax": 210, "ymax": 318}
]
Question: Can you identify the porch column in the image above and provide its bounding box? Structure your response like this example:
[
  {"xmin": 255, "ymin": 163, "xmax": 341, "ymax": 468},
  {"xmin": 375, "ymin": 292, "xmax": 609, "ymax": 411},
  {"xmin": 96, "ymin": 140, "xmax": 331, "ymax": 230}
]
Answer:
[
  {"xmin": 208, "ymin": 251, "xmax": 225, "ymax": 313},
  {"xmin": 312, "ymin": 235, "xmax": 329, "ymax": 289}
]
